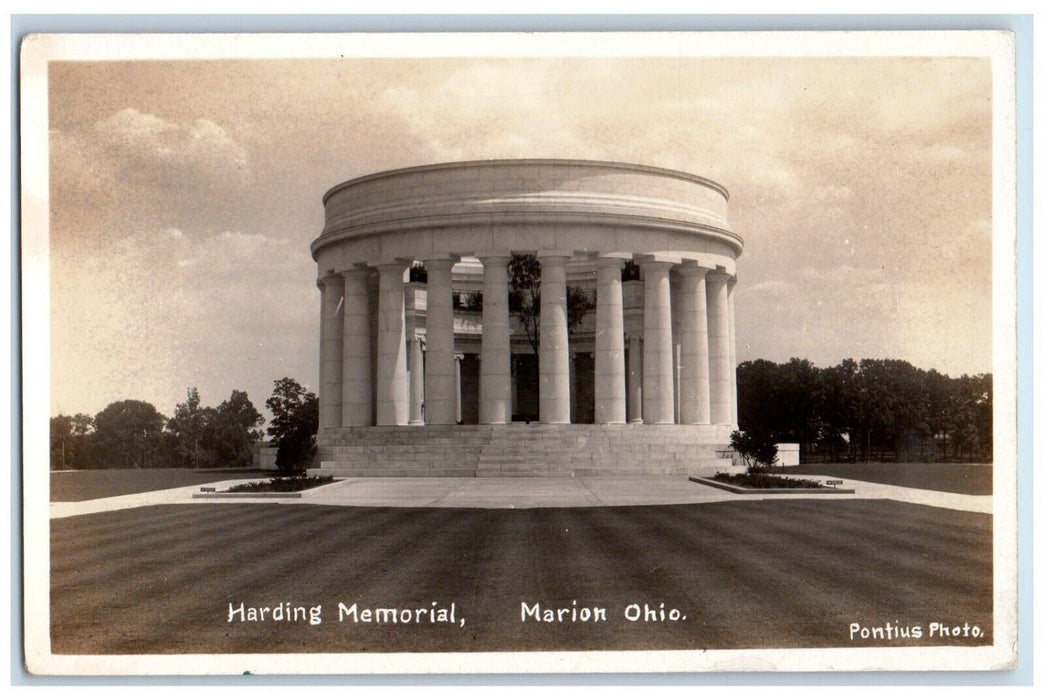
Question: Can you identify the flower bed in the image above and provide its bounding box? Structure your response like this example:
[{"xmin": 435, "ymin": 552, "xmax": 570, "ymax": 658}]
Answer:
[
  {"xmin": 225, "ymin": 475, "xmax": 335, "ymax": 493},
  {"xmin": 711, "ymin": 472, "xmax": 824, "ymax": 489}
]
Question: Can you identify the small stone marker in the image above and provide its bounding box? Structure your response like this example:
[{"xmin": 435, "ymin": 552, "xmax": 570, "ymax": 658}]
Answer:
[
  {"xmin": 200, "ymin": 487, "xmax": 217, "ymax": 493},
  {"xmin": 824, "ymin": 480, "xmax": 843, "ymax": 488}
]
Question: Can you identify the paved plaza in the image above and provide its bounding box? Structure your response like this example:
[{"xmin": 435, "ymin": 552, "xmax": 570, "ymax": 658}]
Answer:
[{"xmin": 50, "ymin": 474, "xmax": 992, "ymax": 519}]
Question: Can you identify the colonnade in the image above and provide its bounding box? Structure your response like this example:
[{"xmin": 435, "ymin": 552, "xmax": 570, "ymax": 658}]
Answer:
[{"xmin": 318, "ymin": 253, "xmax": 737, "ymax": 429}]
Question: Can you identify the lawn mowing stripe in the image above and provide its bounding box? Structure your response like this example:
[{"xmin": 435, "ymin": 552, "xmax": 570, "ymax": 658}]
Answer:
[
  {"xmin": 365, "ymin": 508, "xmax": 508, "ymax": 654},
  {"xmin": 709, "ymin": 501, "xmax": 994, "ymax": 639},
  {"xmin": 58, "ymin": 507, "xmax": 474, "ymax": 654},
  {"xmin": 678, "ymin": 500, "xmax": 993, "ymax": 614},
  {"xmin": 727, "ymin": 500, "xmax": 992, "ymax": 572},
  {"xmin": 736, "ymin": 500, "xmax": 994, "ymax": 604},
  {"xmin": 200, "ymin": 507, "xmax": 492, "ymax": 654},
  {"xmin": 630, "ymin": 503, "xmax": 990, "ymax": 647},
  {"xmin": 668, "ymin": 498, "xmax": 992, "ymax": 579},
  {"xmin": 565, "ymin": 505, "xmax": 738, "ymax": 650},
  {"xmin": 644, "ymin": 502, "xmax": 847, "ymax": 647},
  {"xmin": 50, "ymin": 502, "xmax": 286, "ymax": 571},
  {"xmin": 52, "ymin": 505, "xmax": 426, "ymax": 649},
  {"xmin": 52, "ymin": 505, "xmax": 373, "ymax": 653},
  {"xmin": 620, "ymin": 504, "xmax": 828, "ymax": 647},
  {"xmin": 775, "ymin": 498, "xmax": 993, "ymax": 546},
  {"xmin": 50, "ymin": 502, "xmax": 246, "ymax": 552},
  {"xmin": 495, "ymin": 508, "xmax": 643, "ymax": 651},
  {"xmin": 51, "ymin": 504, "xmax": 327, "ymax": 586},
  {"xmin": 48, "ymin": 500, "xmax": 301, "ymax": 561},
  {"xmin": 50, "ymin": 501, "xmax": 996, "ymax": 655},
  {"xmin": 580, "ymin": 507, "xmax": 760, "ymax": 651},
  {"xmin": 51, "ymin": 509, "xmax": 384, "ymax": 651}
]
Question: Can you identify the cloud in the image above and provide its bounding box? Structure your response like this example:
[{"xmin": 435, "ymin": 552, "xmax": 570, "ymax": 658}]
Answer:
[
  {"xmin": 94, "ymin": 108, "xmax": 250, "ymax": 179},
  {"xmin": 51, "ymin": 109, "xmax": 255, "ymax": 247}
]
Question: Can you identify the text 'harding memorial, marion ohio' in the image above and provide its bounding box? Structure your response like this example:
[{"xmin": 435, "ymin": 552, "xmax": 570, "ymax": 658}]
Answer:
[{"xmin": 309, "ymin": 159, "xmax": 743, "ymax": 478}]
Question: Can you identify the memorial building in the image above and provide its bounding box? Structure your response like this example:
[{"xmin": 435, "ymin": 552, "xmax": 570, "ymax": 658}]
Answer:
[{"xmin": 309, "ymin": 160, "xmax": 742, "ymax": 477}]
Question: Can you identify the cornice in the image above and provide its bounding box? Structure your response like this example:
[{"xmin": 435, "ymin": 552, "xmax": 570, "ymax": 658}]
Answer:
[
  {"xmin": 322, "ymin": 159, "xmax": 730, "ymax": 205},
  {"xmin": 310, "ymin": 209, "xmax": 744, "ymax": 260}
]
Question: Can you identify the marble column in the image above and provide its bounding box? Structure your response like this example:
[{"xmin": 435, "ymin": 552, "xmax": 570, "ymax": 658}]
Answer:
[
  {"xmin": 706, "ymin": 271, "xmax": 732, "ymax": 424},
  {"xmin": 627, "ymin": 335, "xmax": 643, "ymax": 424},
  {"xmin": 341, "ymin": 268, "xmax": 373, "ymax": 426},
  {"xmin": 728, "ymin": 276, "xmax": 738, "ymax": 426},
  {"xmin": 642, "ymin": 260, "xmax": 675, "ymax": 424},
  {"xmin": 375, "ymin": 262, "xmax": 409, "ymax": 426},
  {"xmin": 538, "ymin": 252, "xmax": 571, "ymax": 424},
  {"xmin": 423, "ymin": 258, "xmax": 457, "ymax": 424},
  {"xmin": 408, "ymin": 336, "xmax": 424, "ymax": 425},
  {"xmin": 671, "ymin": 271, "xmax": 682, "ymax": 424},
  {"xmin": 678, "ymin": 263, "xmax": 711, "ymax": 424},
  {"xmin": 594, "ymin": 257, "xmax": 626, "ymax": 424},
  {"xmin": 319, "ymin": 273, "xmax": 344, "ymax": 429},
  {"xmin": 454, "ymin": 353, "xmax": 463, "ymax": 424},
  {"xmin": 478, "ymin": 254, "xmax": 512, "ymax": 424}
]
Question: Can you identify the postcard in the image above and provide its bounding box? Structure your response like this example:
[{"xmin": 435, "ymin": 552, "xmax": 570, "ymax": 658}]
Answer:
[{"xmin": 21, "ymin": 29, "xmax": 1019, "ymax": 675}]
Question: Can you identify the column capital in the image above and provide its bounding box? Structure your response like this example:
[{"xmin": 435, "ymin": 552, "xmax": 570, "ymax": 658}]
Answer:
[
  {"xmin": 536, "ymin": 250, "xmax": 573, "ymax": 263},
  {"xmin": 318, "ymin": 271, "xmax": 344, "ymax": 288},
  {"xmin": 634, "ymin": 253, "xmax": 682, "ymax": 266},
  {"xmin": 340, "ymin": 266, "xmax": 372, "ymax": 281},
  {"xmin": 639, "ymin": 259, "xmax": 677, "ymax": 273},
  {"xmin": 706, "ymin": 269, "xmax": 732, "ymax": 283},
  {"xmin": 369, "ymin": 259, "xmax": 412, "ymax": 273},
  {"xmin": 677, "ymin": 260, "xmax": 710, "ymax": 278},
  {"xmin": 420, "ymin": 255, "xmax": 460, "ymax": 270},
  {"xmin": 475, "ymin": 250, "xmax": 514, "ymax": 263},
  {"xmin": 595, "ymin": 256, "xmax": 625, "ymax": 269}
]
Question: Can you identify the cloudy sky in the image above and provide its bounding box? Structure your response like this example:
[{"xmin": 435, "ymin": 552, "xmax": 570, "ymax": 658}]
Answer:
[{"xmin": 46, "ymin": 50, "xmax": 994, "ymax": 419}]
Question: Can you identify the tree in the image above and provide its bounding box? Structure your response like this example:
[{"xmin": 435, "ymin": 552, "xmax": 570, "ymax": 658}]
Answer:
[
  {"xmin": 50, "ymin": 415, "xmax": 73, "ymax": 470},
  {"xmin": 93, "ymin": 400, "xmax": 166, "ymax": 469},
  {"xmin": 167, "ymin": 388, "xmax": 213, "ymax": 469},
  {"xmin": 206, "ymin": 390, "xmax": 265, "ymax": 468},
  {"xmin": 265, "ymin": 378, "xmax": 319, "ymax": 473},
  {"xmin": 51, "ymin": 414, "xmax": 98, "ymax": 470},
  {"xmin": 507, "ymin": 254, "xmax": 596, "ymax": 407},
  {"xmin": 508, "ymin": 254, "xmax": 543, "ymax": 357},
  {"xmin": 409, "ymin": 262, "xmax": 428, "ymax": 283}
]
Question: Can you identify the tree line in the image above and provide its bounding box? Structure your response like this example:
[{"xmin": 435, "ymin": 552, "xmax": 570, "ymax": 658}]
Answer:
[
  {"xmin": 50, "ymin": 378, "xmax": 318, "ymax": 472},
  {"xmin": 737, "ymin": 358, "xmax": 992, "ymax": 462}
]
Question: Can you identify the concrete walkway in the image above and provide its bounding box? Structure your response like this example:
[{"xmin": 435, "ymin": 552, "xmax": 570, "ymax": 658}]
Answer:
[{"xmin": 50, "ymin": 475, "xmax": 993, "ymax": 519}]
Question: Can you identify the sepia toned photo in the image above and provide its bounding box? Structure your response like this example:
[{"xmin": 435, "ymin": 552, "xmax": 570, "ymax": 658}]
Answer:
[{"xmin": 20, "ymin": 30, "xmax": 1019, "ymax": 675}]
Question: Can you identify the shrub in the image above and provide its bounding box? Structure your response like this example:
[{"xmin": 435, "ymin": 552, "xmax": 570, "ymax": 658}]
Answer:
[{"xmin": 729, "ymin": 430, "xmax": 778, "ymax": 473}]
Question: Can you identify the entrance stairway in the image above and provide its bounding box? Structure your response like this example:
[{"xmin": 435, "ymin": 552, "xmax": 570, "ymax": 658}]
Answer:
[{"xmin": 310, "ymin": 424, "xmax": 734, "ymax": 478}]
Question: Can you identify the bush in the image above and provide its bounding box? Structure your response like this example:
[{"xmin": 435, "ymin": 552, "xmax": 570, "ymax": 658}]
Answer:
[{"xmin": 729, "ymin": 430, "xmax": 778, "ymax": 473}]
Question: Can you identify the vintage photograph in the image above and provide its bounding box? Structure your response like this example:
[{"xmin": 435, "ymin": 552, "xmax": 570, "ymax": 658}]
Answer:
[{"xmin": 21, "ymin": 31, "xmax": 1018, "ymax": 675}]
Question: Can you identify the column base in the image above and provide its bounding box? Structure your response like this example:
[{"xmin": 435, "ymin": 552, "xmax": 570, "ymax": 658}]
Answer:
[
  {"xmin": 628, "ymin": 418, "xmax": 644, "ymax": 425},
  {"xmin": 408, "ymin": 419, "xmax": 425, "ymax": 426}
]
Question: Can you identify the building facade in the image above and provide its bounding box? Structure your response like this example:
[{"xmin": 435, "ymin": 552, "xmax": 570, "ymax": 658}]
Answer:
[{"xmin": 310, "ymin": 160, "xmax": 742, "ymax": 477}]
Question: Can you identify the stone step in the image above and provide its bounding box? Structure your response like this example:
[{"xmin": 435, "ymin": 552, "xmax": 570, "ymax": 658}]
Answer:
[{"xmin": 315, "ymin": 424, "xmax": 732, "ymax": 477}]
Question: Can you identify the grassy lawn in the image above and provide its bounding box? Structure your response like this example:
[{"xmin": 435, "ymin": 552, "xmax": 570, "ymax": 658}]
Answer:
[
  {"xmin": 50, "ymin": 469, "xmax": 274, "ymax": 502},
  {"xmin": 51, "ymin": 500, "xmax": 992, "ymax": 654},
  {"xmin": 776, "ymin": 463, "xmax": 992, "ymax": 495}
]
